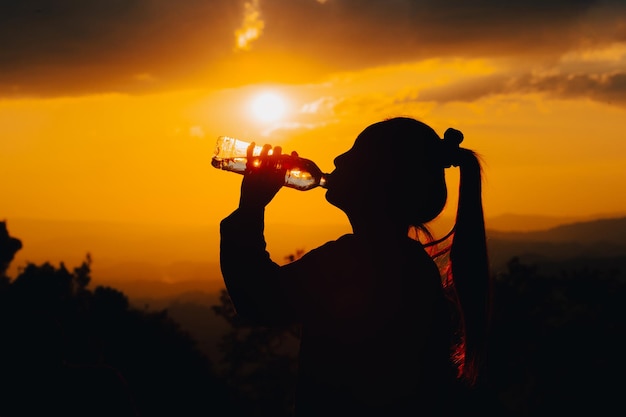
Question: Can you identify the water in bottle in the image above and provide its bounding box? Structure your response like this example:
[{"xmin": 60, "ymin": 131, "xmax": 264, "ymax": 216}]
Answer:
[{"xmin": 212, "ymin": 136, "xmax": 329, "ymax": 191}]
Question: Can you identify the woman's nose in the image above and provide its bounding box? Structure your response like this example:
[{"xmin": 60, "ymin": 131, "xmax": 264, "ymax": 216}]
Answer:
[{"xmin": 333, "ymin": 152, "xmax": 348, "ymax": 168}]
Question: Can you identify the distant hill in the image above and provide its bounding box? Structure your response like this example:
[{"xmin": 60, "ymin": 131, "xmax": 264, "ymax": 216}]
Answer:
[
  {"xmin": 484, "ymin": 212, "xmax": 626, "ymax": 232},
  {"xmin": 99, "ymin": 275, "xmax": 224, "ymax": 302},
  {"xmin": 487, "ymin": 216, "xmax": 626, "ymax": 274},
  {"xmin": 488, "ymin": 216, "xmax": 626, "ymax": 243},
  {"xmin": 5, "ymin": 214, "xmax": 626, "ymax": 299},
  {"xmin": 485, "ymin": 213, "xmax": 581, "ymax": 232}
]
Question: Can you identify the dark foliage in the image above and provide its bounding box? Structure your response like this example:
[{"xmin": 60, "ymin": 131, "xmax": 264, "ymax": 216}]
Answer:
[
  {"xmin": 212, "ymin": 287, "xmax": 300, "ymax": 417},
  {"xmin": 209, "ymin": 253, "xmax": 626, "ymax": 417},
  {"xmin": 0, "ymin": 222, "xmax": 232, "ymax": 417},
  {"xmin": 3, "ymin": 220, "xmax": 625, "ymax": 416},
  {"xmin": 487, "ymin": 257, "xmax": 626, "ymax": 416},
  {"xmin": 0, "ymin": 221, "xmax": 22, "ymax": 281}
]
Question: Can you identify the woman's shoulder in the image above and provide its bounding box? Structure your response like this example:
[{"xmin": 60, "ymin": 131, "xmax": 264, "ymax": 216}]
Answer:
[
  {"xmin": 291, "ymin": 234, "xmax": 374, "ymax": 276},
  {"xmin": 307, "ymin": 233, "xmax": 356, "ymax": 253}
]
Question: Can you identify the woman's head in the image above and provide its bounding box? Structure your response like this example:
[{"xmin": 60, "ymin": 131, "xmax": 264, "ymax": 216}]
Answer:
[{"xmin": 326, "ymin": 117, "xmax": 451, "ymax": 229}]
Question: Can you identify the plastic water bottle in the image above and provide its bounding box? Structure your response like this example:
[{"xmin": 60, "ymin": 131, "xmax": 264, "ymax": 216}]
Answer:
[{"xmin": 212, "ymin": 136, "xmax": 329, "ymax": 191}]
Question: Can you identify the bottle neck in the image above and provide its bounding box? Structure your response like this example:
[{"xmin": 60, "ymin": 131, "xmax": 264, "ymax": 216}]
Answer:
[{"xmin": 319, "ymin": 174, "xmax": 329, "ymax": 189}]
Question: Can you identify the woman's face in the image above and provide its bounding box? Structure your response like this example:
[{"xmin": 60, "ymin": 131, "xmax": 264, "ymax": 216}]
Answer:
[{"xmin": 325, "ymin": 133, "xmax": 378, "ymax": 212}]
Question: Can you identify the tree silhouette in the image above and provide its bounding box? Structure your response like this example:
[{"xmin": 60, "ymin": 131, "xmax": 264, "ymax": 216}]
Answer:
[
  {"xmin": 212, "ymin": 250, "xmax": 304, "ymax": 417},
  {"xmin": 487, "ymin": 257, "xmax": 626, "ymax": 416},
  {"xmin": 0, "ymin": 220, "xmax": 22, "ymax": 285},
  {"xmin": 0, "ymin": 221, "xmax": 232, "ymax": 417},
  {"xmin": 212, "ymin": 289, "xmax": 299, "ymax": 417},
  {"xmin": 4, "ymin": 218, "xmax": 622, "ymax": 416}
]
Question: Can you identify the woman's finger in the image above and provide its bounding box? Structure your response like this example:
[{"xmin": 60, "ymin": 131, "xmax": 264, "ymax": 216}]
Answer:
[
  {"xmin": 261, "ymin": 144, "xmax": 272, "ymax": 157},
  {"xmin": 245, "ymin": 142, "xmax": 257, "ymax": 172},
  {"xmin": 247, "ymin": 142, "xmax": 256, "ymax": 159}
]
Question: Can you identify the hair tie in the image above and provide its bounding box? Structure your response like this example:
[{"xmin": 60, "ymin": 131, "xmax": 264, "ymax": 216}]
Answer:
[{"xmin": 441, "ymin": 128, "xmax": 463, "ymax": 168}]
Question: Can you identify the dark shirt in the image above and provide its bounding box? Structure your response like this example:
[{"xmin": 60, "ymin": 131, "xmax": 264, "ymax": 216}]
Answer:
[{"xmin": 220, "ymin": 208, "xmax": 457, "ymax": 416}]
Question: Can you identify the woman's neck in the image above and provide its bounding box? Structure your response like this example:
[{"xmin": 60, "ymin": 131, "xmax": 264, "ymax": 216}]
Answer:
[{"xmin": 349, "ymin": 214, "xmax": 408, "ymax": 241}]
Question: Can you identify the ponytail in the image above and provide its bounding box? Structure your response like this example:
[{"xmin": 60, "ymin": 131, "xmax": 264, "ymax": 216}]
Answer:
[
  {"xmin": 448, "ymin": 149, "xmax": 492, "ymax": 386},
  {"xmin": 398, "ymin": 122, "xmax": 491, "ymax": 386}
]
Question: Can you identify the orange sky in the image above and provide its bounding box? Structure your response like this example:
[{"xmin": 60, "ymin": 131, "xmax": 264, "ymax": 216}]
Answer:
[{"xmin": 2, "ymin": 0, "xmax": 626, "ymax": 280}]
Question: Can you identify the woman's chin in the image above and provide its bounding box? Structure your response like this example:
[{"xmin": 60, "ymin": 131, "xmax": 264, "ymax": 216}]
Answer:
[{"xmin": 324, "ymin": 188, "xmax": 339, "ymax": 207}]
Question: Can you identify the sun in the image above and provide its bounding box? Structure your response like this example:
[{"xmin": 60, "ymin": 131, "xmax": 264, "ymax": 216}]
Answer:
[{"xmin": 249, "ymin": 91, "xmax": 287, "ymax": 123}]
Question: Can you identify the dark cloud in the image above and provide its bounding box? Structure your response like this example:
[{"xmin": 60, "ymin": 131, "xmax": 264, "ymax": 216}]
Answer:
[
  {"xmin": 417, "ymin": 70, "xmax": 626, "ymax": 106},
  {"xmin": 259, "ymin": 0, "xmax": 625, "ymax": 66},
  {"xmin": 0, "ymin": 0, "xmax": 241, "ymax": 95},
  {"xmin": 533, "ymin": 72, "xmax": 626, "ymax": 105},
  {"xmin": 1, "ymin": 0, "xmax": 624, "ymax": 96}
]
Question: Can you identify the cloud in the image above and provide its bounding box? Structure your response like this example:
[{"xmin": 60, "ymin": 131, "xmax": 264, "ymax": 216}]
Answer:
[
  {"xmin": 259, "ymin": 121, "xmax": 328, "ymax": 138},
  {"xmin": 189, "ymin": 126, "xmax": 205, "ymax": 138},
  {"xmin": 1, "ymin": 0, "xmax": 625, "ymax": 96},
  {"xmin": 528, "ymin": 72, "xmax": 626, "ymax": 105},
  {"xmin": 562, "ymin": 43, "xmax": 626, "ymax": 63},
  {"xmin": 299, "ymin": 96, "xmax": 340, "ymax": 115},
  {"xmin": 417, "ymin": 70, "xmax": 626, "ymax": 107},
  {"xmin": 133, "ymin": 73, "xmax": 158, "ymax": 82},
  {"xmin": 258, "ymin": 0, "xmax": 625, "ymax": 66},
  {"xmin": 234, "ymin": 0, "xmax": 265, "ymax": 51},
  {"xmin": 0, "ymin": 0, "xmax": 239, "ymax": 96}
]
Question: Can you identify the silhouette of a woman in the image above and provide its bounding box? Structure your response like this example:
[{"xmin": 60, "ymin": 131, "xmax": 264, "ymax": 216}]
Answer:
[{"xmin": 220, "ymin": 117, "xmax": 491, "ymax": 416}]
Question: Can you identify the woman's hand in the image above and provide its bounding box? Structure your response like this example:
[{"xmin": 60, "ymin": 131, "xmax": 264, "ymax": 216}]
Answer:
[{"xmin": 238, "ymin": 142, "xmax": 289, "ymax": 210}]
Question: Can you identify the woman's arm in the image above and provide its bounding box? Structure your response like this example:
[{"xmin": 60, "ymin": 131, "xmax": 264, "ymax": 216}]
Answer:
[
  {"xmin": 219, "ymin": 143, "xmax": 300, "ymax": 325},
  {"xmin": 220, "ymin": 206, "xmax": 298, "ymax": 325}
]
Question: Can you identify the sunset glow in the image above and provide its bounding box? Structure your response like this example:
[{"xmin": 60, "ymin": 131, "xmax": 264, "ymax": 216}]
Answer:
[
  {"xmin": 2, "ymin": 4, "xmax": 624, "ymax": 416},
  {"xmin": 1, "ymin": 0, "xmax": 626, "ymax": 281}
]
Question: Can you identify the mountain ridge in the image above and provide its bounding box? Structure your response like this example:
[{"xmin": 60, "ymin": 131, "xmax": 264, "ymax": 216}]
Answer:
[
  {"xmin": 4, "ymin": 214, "xmax": 626, "ymax": 299},
  {"xmin": 483, "ymin": 211, "xmax": 626, "ymax": 232},
  {"xmin": 486, "ymin": 216, "xmax": 626, "ymax": 273},
  {"xmin": 487, "ymin": 216, "xmax": 626, "ymax": 243}
]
